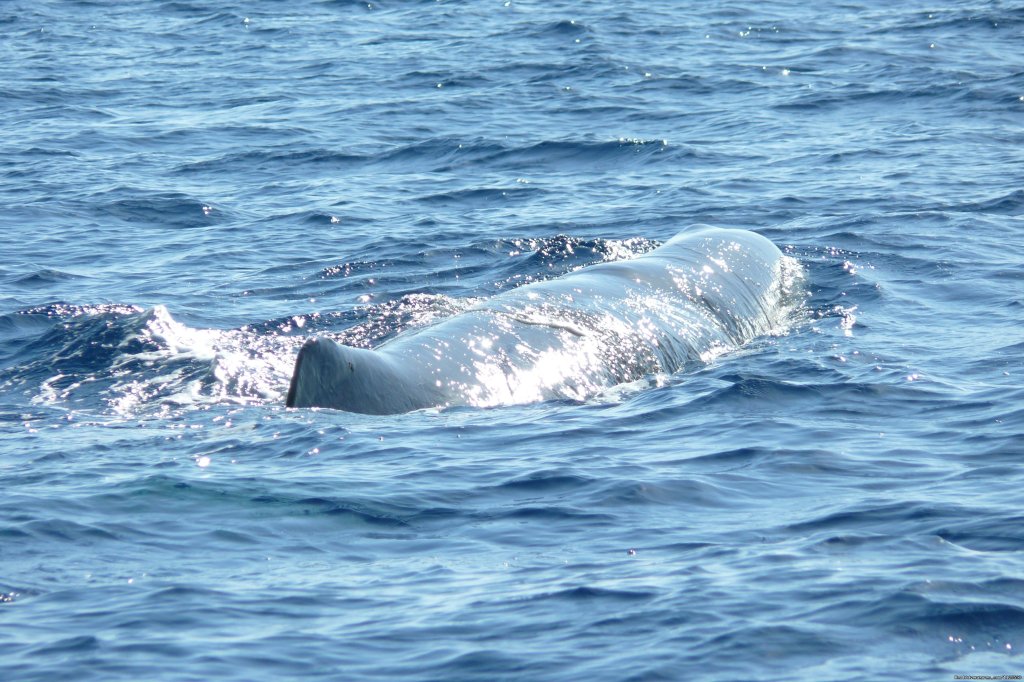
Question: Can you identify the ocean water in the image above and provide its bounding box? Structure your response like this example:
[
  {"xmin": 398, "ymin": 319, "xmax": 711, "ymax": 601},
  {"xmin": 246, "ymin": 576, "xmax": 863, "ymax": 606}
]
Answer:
[{"xmin": 2, "ymin": 0, "xmax": 1022, "ymax": 679}]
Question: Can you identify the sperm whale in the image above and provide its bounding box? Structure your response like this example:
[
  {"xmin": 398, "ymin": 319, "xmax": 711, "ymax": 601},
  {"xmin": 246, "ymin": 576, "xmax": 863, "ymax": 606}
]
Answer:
[{"xmin": 286, "ymin": 227, "xmax": 795, "ymax": 414}]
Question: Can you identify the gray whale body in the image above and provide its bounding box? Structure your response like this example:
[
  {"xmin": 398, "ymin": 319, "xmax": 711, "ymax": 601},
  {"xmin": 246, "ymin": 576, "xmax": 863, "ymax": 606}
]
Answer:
[{"xmin": 287, "ymin": 228, "xmax": 793, "ymax": 414}]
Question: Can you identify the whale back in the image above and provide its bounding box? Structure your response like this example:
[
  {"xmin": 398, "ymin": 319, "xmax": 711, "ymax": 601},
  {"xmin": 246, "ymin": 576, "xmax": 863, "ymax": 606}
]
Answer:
[{"xmin": 287, "ymin": 228, "xmax": 792, "ymax": 414}]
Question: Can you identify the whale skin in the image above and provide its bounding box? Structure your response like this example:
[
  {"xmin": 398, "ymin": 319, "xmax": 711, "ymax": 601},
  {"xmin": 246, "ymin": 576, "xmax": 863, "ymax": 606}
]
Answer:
[{"xmin": 286, "ymin": 227, "xmax": 795, "ymax": 414}]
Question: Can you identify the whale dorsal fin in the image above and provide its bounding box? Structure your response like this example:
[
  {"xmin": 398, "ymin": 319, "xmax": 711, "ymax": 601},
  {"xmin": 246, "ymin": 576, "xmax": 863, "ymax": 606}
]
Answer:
[{"xmin": 286, "ymin": 337, "xmax": 442, "ymax": 414}]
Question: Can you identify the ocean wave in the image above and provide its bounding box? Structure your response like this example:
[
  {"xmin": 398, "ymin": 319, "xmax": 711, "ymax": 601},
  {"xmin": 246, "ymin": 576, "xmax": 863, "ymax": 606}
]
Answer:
[{"xmin": 0, "ymin": 304, "xmax": 298, "ymax": 416}]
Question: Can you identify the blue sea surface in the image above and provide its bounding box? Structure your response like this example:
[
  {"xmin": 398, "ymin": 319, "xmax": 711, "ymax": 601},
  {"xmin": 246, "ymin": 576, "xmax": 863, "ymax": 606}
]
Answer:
[{"xmin": 2, "ymin": 0, "xmax": 1023, "ymax": 680}]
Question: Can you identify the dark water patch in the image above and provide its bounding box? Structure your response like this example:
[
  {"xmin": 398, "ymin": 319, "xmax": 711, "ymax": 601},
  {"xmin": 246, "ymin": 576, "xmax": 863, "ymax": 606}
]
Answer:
[
  {"xmin": 94, "ymin": 188, "xmax": 224, "ymax": 230},
  {"xmin": 678, "ymin": 446, "xmax": 772, "ymax": 469},
  {"xmin": 294, "ymin": 210, "xmax": 377, "ymax": 227},
  {"xmin": 1, "ymin": 302, "xmax": 303, "ymax": 411},
  {"xmin": 8, "ymin": 269, "xmax": 88, "ymax": 287},
  {"xmin": 372, "ymin": 137, "xmax": 509, "ymax": 170},
  {"xmin": 176, "ymin": 146, "xmax": 368, "ymax": 175},
  {"xmin": 487, "ymin": 470, "xmax": 594, "ymax": 494},
  {"xmin": 530, "ymin": 585, "xmax": 656, "ymax": 603},
  {"xmin": 295, "ymin": 497, "xmax": 409, "ymax": 527},
  {"xmin": 0, "ymin": 527, "xmax": 33, "ymax": 540},
  {"xmin": 144, "ymin": 584, "xmax": 233, "ymax": 602},
  {"xmin": 29, "ymin": 635, "xmax": 102, "ymax": 656},
  {"xmin": 205, "ymin": 528, "xmax": 261, "ymax": 545},
  {"xmin": 0, "ymin": 306, "xmax": 179, "ymax": 404},
  {"xmin": 629, "ymin": 74, "xmax": 718, "ymax": 96},
  {"xmin": 155, "ymin": 2, "xmax": 241, "ymax": 23},
  {"xmin": 941, "ymin": 189, "xmax": 1024, "ymax": 216},
  {"xmin": 811, "ymin": 532, "xmax": 887, "ymax": 551},
  {"xmin": 394, "ymin": 69, "xmax": 493, "ymax": 91},
  {"xmin": 785, "ymin": 500, "xmax": 972, "ymax": 537},
  {"xmin": 3, "ymin": 304, "xmax": 153, "ymax": 381},
  {"xmin": 426, "ymin": 649, "xmax": 543, "ymax": 680},
  {"xmin": 649, "ymin": 541, "xmax": 715, "ymax": 555},
  {"xmin": 873, "ymin": 7, "xmax": 1024, "ymax": 35},
  {"xmin": 18, "ymin": 518, "xmax": 120, "ymax": 543},
  {"xmin": 700, "ymin": 624, "xmax": 844, "ymax": 663},
  {"xmin": 413, "ymin": 185, "xmax": 548, "ymax": 206},
  {"xmin": 864, "ymin": 593, "xmax": 1024, "ymax": 651},
  {"xmin": 16, "ymin": 146, "xmax": 84, "ymax": 159},
  {"xmin": 683, "ymin": 373, "xmax": 929, "ymax": 419},
  {"xmin": 589, "ymin": 478, "xmax": 740, "ymax": 509},
  {"xmin": 497, "ymin": 505, "xmax": 614, "ymax": 523},
  {"xmin": 994, "ymin": 340, "xmax": 1024, "ymax": 355},
  {"xmin": 533, "ymin": 19, "xmax": 593, "ymax": 38},
  {"xmin": 773, "ymin": 80, "xmax": 965, "ymax": 112},
  {"xmin": 936, "ymin": 515, "xmax": 1024, "ymax": 553},
  {"xmin": 0, "ymin": 306, "xmax": 74, "ymax": 364},
  {"xmin": 480, "ymin": 138, "xmax": 677, "ymax": 172}
]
